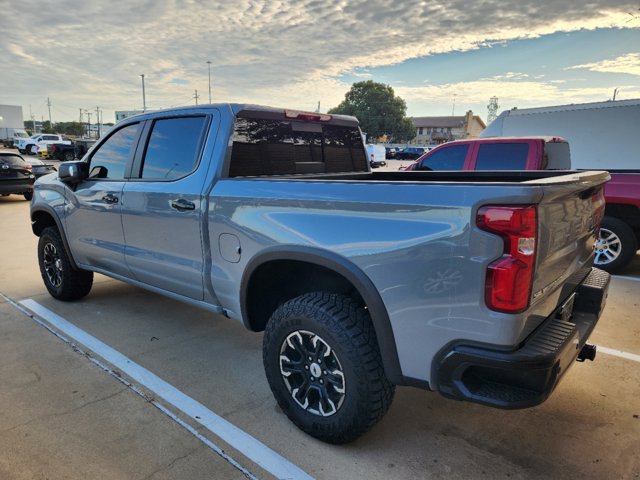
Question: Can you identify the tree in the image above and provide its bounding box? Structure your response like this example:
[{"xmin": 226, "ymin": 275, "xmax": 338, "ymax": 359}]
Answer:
[
  {"xmin": 42, "ymin": 121, "xmax": 54, "ymax": 134},
  {"xmin": 328, "ymin": 81, "xmax": 416, "ymax": 142},
  {"xmin": 55, "ymin": 122, "xmax": 86, "ymax": 137}
]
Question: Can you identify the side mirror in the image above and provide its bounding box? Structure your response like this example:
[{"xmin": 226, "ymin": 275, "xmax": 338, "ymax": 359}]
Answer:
[{"xmin": 58, "ymin": 161, "xmax": 88, "ymax": 185}]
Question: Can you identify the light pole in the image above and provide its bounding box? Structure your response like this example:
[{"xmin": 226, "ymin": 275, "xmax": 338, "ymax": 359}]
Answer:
[
  {"xmin": 206, "ymin": 60, "xmax": 212, "ymax": 104},
  {"xmin": 140, "ymin": 74, "xmax": 147, "ymax": 112}
]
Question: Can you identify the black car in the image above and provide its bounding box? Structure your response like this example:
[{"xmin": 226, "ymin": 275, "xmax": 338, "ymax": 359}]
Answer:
[
  {"xmin": 0, "ymin": 152, "xmax": 36, "ymax": 200},
  {"xmin": 395, "ymin": 147, "xmax": 427, "ymax": 160},
  {"xmin": 25, "ymin": 157, "xmax": 57, "ymax": 178}
]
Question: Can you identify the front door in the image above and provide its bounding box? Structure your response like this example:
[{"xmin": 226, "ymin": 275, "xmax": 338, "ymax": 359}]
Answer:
[{"xmin": 64, "ymin": 122, "xmax": 142, "ymax": 276}]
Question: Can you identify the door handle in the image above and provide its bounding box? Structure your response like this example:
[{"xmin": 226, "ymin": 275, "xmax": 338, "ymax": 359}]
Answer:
[
  {"xmin": 170, "ymin": 198, "xmax": 196, "ymax": 211},
  {"xmin": 102, "ymin": 194, "xmax": 119, "ymax": 204}
]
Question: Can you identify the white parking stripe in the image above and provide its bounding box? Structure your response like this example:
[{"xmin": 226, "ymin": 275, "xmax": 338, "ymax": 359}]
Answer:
[
  {"xmin": 19, "ymin": 299, "xmax": 314, "ymax": 480},
  {"xmin": 612, "ymin": 275, "xmax": 640, "ymax": 282},
  {"xmin": 597, "ymin": 346, "xmax": 640, "ymax": 363}
]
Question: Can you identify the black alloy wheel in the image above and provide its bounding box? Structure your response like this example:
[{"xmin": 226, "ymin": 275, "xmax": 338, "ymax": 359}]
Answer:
[{"xmin": 263, "ymin": 292, "xmax": 395, "ymax": 444}]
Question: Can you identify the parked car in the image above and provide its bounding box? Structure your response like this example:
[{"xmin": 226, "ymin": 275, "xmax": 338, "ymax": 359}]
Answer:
[
  {"xmin": 402, "ymin": 136, "xmax": 640, "ymax": 272},
  {"xmin": 48, "ymin": 139, "xmax": 96, "ymax": 161},
  {"xmin": 0, "ymin": 151, "xmax": 36, "ymax": 200},
  {"xmin": 31, "ymin": 104, "xmax": 610, "ymax": 444},
  {"xmin": 395, "ymin": 147, "xmax": 426, "ymax": 160},
  {"xmin": 385, "ymin": 147, "xmax": 397, "ymax": 159},
  {"xmin": 366, "ymin": 144, "xmax": 387, "ymax": 168},
  {"xmin": 25, "ymin": 157, "xmax": 57, "ymax": 178},
  {"xmin": 36, "ymin": 143, "xmax": 49, "ymax": 159}
]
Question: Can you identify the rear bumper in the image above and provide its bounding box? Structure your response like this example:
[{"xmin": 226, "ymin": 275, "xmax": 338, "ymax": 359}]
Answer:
[
  {"xmin": 434, "ymin": 267, "xmax": 610, "ymax": 409},
  {"xmin": 0, "ymin": 178, "xmax": 35, "ymax": 195}
]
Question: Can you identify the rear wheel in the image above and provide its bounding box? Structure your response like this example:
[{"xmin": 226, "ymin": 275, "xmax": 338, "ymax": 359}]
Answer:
[
  {"xmin": 38, "ymin": 227, "xmax": 93, "ymax": 300},
  {"xmin": 64, "ymin": 151, "xmax": 74, "ymax": 161},
  {"xmin": 594, "ymin": 216, "xmax": 638, "ymax": 273},
  {"xmin": 263, "ymin": 292, "xmax": 395, "ymax": 444}
]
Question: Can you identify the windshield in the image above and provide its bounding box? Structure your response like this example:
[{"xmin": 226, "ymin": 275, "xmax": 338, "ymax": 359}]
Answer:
[{"xmin": 15, "ymin": 132, "xmax": 28, "ymax": 138}]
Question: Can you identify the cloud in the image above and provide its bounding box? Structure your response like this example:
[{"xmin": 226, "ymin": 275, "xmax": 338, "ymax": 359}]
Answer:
[
  {"xmin": 566, "ymin": 53, "xmax": 640, "ymax": 75},
  {"xmin": 0, "ymin": 0, "xmax": 638, "ymax": 120}
]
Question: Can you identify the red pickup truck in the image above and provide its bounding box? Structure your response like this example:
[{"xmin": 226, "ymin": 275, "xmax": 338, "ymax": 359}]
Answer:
[{"xmin": 404, "ymin": 136, "xmax": 640, "ymax": 273}]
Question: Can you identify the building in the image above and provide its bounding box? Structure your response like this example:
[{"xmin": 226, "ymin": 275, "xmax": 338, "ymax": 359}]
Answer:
[
  {"xmin": 115, "ymin": 110, "xmax": 144, "ymax": 122},
  {"xmin": 410, "ymin": 111, "xmax": 486, "ymax": 145}
]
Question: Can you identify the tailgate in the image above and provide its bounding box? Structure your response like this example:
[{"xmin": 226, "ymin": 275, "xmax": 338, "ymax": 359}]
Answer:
[{"xmin": 529, "ymin": 171, "xmax": 608, "ymax": 303}]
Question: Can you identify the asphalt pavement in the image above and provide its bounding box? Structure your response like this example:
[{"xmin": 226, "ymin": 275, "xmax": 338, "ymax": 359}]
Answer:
[{"xmin": 1, "ymin": 184, "xmax": 639, "ymax": 479}]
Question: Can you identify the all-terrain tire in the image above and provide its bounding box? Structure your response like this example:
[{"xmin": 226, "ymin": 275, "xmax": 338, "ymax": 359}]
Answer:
[
  {"xmin": 595, "ymin": 216, "xmax": 638, "ymax": 273},
  {"xmin": 38, "ymin": 226, "xmax": 93, "ymax": 300},
  {"xmin": 263, "ymin": 292, "xmax": 395, "ymax": 444}
]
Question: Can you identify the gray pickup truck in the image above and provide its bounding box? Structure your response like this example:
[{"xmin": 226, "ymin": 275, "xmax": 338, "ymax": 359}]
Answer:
[{"xmin": 30, "ymin": 104, "xmax": 610, "ymax": 443}]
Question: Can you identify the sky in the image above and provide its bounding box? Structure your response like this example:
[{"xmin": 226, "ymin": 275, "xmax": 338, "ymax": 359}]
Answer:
[{"xmin": 1, "ymin": 0, "xmax": 639, "ymax": 125}]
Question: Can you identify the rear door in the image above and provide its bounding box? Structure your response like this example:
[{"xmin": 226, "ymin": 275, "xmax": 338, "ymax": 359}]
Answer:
[
  {"xmin": 64, "ymin": 122, "xmax": 142, "ymax": 275},
  {"xmin": 120, "ymin": 113, "xmax": 214, "ymax": 300}
]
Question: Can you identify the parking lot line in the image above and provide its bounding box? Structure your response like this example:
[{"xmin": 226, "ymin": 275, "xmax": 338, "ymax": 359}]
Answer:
[
  {"xmin": 17, "ymin": 298, "xmax": 314, "ymax": 480},
  {"xmin": 612, "ymin": 275, "xmax": 640, "ymax": 282},
  {"xmin": 598, "ymin": 346, "xmax": 640, "ymax": 363}
]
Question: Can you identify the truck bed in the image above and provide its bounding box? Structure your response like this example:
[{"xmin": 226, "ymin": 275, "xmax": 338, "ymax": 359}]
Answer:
[{"xmin": 271, "ymin": 169, "xmax": 606, "ymax": 184}]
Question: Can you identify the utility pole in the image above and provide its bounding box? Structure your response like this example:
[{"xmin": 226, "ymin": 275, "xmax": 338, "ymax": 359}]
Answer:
[
  {"xmin": 86, "ymin": 112, "xmax": 92, "ymax": 139},
  {"xmin": 193, "ymin": 89, "xmax": 200, "ymax": 105},
  {"xmin": 140, "ymin": 74, "xmax": 147, "ymax": 112},
  {"xmin": 206, "ymin": 60, "xmax": 212, "ymax": 104},
  {"xmin": 96, "ymin": 107, "xmax": 101, "ymax": 138},
  {"xmin": 451, "ymin": 93, "xmax": 457, "ymax": 116},
  {"xmin": 79, "ymin": 108, "xmax": 83, "ymax": 123},
  {"xmin": 30, "ymin": 104, "xmax": 36, "ymax": 133},
  {"xmin": 47, "ymin": 97, "xmax": 52, "ymax": 127},
  {"xmin": 612, "ymin": 88, "xmax": 619, "ymax": 101},
  {"xmin": 316, "ymin": 101, "xmax": 320, "ymax": 113}
]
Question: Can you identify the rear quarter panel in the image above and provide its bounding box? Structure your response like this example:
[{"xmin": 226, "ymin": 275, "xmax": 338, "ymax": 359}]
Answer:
[{"xmin": 208, "ymin": 178, "xmax": 550, "ymax": 382}]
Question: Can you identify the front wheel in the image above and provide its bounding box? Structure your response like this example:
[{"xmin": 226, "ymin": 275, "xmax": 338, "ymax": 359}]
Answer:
[
  {"xmin": 594, "ymin": 216, "xmax": 638, "ymax": 273},
  {"xmin": 38, "ymin": 227, "xmax": 94, "ymax": 300},
  {"xmin": 263, "ymin": 292, "xmax": 395, "ymax": 444}
]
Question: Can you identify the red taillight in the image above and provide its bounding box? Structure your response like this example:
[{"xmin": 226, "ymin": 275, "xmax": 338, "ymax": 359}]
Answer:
[
  {"xmin": 477, "ymin": 205, "xmax": 537, "ymax": 313},
  {"xmin": 24, "ymin": 164, "xmax": 32, "ymax": 170}
]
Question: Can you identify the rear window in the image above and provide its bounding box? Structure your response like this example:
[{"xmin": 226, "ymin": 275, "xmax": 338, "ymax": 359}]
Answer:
[
  {"xmin": 475, "ymin": 143, "xmax": 529, "ymax": 170},
  {"xmin": 229, "ymin": 117, "xmax": 367, "ymax": 176},
  {"xmin": 0, "ymin": 154, "xmax": 27, "ymax": 166},
  {"xmin": 417, "ymin": 144, "xmax": 468, "ymax": 170}
]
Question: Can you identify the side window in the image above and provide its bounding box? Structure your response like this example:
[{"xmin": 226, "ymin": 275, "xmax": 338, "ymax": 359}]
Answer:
[
  {"xmin": 418, "ymin": 144, "xmax": 468, "ymax": 170},
  {"xmin": 475, "ymin": 143, "xmax": 529, "ymax": 170},
  {"xmin": 141, "ymin": 116, "xmax": 207, "ymax": 179},
  {"xmin": 89, "ymin": 123, "xmax": 140, "ymax": 180}
]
